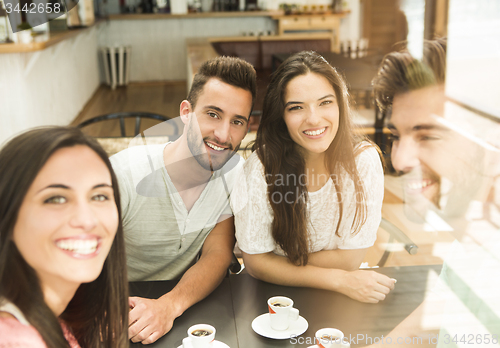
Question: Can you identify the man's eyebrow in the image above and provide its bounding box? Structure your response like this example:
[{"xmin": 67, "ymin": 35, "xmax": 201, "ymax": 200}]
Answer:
[
  {"xmin": 204, "ymin": 105, "xmax": 224, "ymax": 113},
  {"xmin": 387, "ymin": 123, "xmax": 450, "ymax": 132},
  {"xmin": 204, "ymin": 105, "xmax": 249, "ymax": 122},
  {"xmin": 234, "ymin": 115, "xmax": 249, "ymax": 123},
  {"xmin": 412, "ymin": 124, "xmax": 450, "ymax": 132}
]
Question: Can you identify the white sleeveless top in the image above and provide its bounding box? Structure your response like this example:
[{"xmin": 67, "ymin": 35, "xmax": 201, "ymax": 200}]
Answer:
[{"xmin": 231, "ymin": 144, "xmax": 384, "ymax": 256}]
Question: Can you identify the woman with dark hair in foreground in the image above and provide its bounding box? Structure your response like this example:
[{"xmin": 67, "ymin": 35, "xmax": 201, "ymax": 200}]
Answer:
[
  {"xmin": 232, "ymin": 51, "xmax": 395, "ymax": 303},
  {"xmin": 0, "ymin": 127, "xmax": 129, "ymax": 347}
]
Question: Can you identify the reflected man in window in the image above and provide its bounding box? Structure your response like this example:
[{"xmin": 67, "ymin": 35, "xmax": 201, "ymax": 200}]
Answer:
[
  {"xmin": 373, "ymin": 38, "xmax": 491, "ymax": 226},
  {"xmin": 366, "ymin": 38, "xmax": 500, "ymax": 347}
]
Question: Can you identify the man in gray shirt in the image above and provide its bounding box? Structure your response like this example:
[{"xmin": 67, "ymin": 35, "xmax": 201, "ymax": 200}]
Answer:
[{"xmin": 110, "ymin": 56, "xmax": 256, "ymax": 344}]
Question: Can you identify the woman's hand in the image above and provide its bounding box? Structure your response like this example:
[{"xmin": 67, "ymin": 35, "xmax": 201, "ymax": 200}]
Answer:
[
  {"xmin": 243, "ymin": 252, "xmax": 396, "ymax": 304},
  {"xmin": 337, "ymin": 270, "xmax": 396, "ymax": 303}
]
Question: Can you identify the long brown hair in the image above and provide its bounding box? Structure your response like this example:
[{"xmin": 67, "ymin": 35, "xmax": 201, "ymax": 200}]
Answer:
[
  {"xmin": 0, "ymin": 127, "xmax": 129, "ymax": 348},
  {"xmin": 254, "ymin": 51, "xmax": 368, "ymax": 266}
]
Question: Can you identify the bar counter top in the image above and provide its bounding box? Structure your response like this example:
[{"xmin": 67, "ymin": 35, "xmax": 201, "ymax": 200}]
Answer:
[
  {"xmin": 109, "ymin": 10, "xmax": 283, "ymax": 20},
  {"xmin": 109, "ymin": 10, "xmax": 351, "ymax": 20},
  {"xmin": 0, "ymin": 20, "xmax": 102, "ymax": 54},
  {"xmin": 1, "ymin": 11, "xmax": 349, "ymax": 54},
  {"xmin": 108, "ymin": 10, "xmax": 349, "ymax": 20}
]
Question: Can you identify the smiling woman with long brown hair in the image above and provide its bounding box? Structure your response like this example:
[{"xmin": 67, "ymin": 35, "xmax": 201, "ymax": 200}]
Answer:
[
  {"xmin": 0, "ymin": 127, "xmax": 129, "ymax": 347},
  {"xmin": 231, "ymin": 51, "xmax": 396, "ymax": 303}
]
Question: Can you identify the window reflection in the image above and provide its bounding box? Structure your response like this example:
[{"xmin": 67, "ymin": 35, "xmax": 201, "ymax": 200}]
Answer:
[{"xmin": 372, "ymin": 0, "xmax": 500, "ymax": 343}]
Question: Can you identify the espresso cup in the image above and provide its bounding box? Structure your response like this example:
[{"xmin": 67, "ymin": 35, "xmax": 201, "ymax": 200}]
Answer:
[
  {"xmin": 182, "ymin": 324, "xmax": 216, "ymax": 348},
  {"xmin": 267, "ymin": 296, "xmax": 299, "ymax": 331},
  {"xmin": 315, "ymin": 328, "xmax": 350, "ymax": 348}
]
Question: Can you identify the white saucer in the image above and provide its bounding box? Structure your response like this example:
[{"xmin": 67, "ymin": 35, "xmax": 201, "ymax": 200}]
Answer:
[
  {"xmin": 251, "ymin": 313, "xmax": 308, "ymax": 339},
  {"xmin": 177, "ymin": 339, "xmax": 230, "ymax": 348}
]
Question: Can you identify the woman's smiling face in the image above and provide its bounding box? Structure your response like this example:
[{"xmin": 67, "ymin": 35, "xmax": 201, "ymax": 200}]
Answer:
[
  {"xmin": 283, "ymin": 72, "xmax": 340, "ymax": 160},
  {"xmin": 12, "ymin": 145, "xmax": 118, "ymax": 291}
]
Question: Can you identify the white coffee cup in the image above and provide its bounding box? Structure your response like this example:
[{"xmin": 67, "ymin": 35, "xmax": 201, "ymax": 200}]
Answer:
[
  {"xmin": 315, "ymin": 328, "xmax": 350, "ymax": 348},
  {"xmin": 267, "ymin": 296, "xmax": 299, "ymax": 331},
  {"xmin": 182, "ymin": 324, "xmax": 215, "ymax": 348}
]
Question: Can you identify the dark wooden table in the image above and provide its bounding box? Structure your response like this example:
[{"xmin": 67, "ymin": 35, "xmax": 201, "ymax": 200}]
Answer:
[
  {"xmin": 129, "ymin": 278, "xmax": 238, "ymax": 348},
  {"xmin": 230, "ymin": 266, "xmax": 441, "ymax": 348},
  {"xmin": 130, "ymin": 265, "xmax": 442, "ymax": 348}
]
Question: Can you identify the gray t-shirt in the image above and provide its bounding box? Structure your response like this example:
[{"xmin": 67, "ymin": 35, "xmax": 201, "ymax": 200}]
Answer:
[{"xmin": 110, "ymin": 142, "xmax": 243, "ymax": 281}]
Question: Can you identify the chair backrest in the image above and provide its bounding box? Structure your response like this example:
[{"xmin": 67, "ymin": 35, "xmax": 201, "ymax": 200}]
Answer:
[
  {"xmin": 377, "ymin": 218, "xmax": 418, "ymax": 267},
  {"xmin": 77, "ymin": 112, "xmax": 178, "ymax": 138},
  {"xmin": 228, "ymin": 253, "xmax": 242, "ymax": 275}
]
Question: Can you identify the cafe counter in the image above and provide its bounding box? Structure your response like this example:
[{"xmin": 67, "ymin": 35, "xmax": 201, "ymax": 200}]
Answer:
[{"xmin": 100, "ymin": 10, "xmax": 352, "ymax": 82}]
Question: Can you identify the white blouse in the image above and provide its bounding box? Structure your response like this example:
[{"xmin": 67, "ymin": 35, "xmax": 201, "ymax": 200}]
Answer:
[{"xmin": 231, "ymin": 144, "xmax": 384, "ymax": 256}]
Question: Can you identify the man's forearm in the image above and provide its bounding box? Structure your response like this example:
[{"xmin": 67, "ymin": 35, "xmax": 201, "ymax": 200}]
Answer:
[
  {"xmin": 156, "ymin": 216, "xmax": 235, "ymax": 322},
  {"xmin": 158, "ymin": 248, "xmax": 231, "ymax": 318}
]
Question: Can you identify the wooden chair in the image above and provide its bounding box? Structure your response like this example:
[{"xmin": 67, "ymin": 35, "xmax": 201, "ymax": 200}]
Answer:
[
  {"xmin": 77, "ymin": 112, "xmax": 181, "ymax": 156},
  {"xmin": 377, "ymin": 218, "xmax": 418, "ymax": 267},
  {"xmin": 77, "ymin": 112, "xmax": 176, "ymax": 137}
]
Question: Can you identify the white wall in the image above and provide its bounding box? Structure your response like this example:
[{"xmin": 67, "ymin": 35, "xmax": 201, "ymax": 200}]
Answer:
[
  {"xmin": 98, "ymin": 2, "xmax": 361, "ymax": 82},
  {"xmin": 98, "ymin": 16, "xmax": 276, "ymax": 81},
  {"xmin": 341, "ymin": 0, "xmax": 360, "ymax": 42},
  {"xmin": 0, "ymin": 25, "xmax": 101, "ymax": 146}
]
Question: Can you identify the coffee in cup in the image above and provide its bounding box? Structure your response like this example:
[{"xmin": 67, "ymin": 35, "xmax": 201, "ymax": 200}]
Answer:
[
  {"xmin": 182, "ymin": 324, "xmax": 216, "ymax": 348},
  {"xmin": 267, "ymin": 296, "xmax": 299, "ymax": 331},
  {"xmin": 191, "ymin": 329, "xmax": 213, "ymax": 337},
  {"xmin": 315, "ymin": 328, "xmax": 350, "ymax": 348},
  {"xmin": 270, "ymin": 301, "xmax": 289, "ymax": 308}
]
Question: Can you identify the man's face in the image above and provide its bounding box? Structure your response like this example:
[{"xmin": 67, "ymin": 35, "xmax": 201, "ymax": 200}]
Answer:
[
  {"xmin": 186, "ymin": 78, "xmax": 252, "ymax": 171},
  {"xmin": 389, "ymin": 85, "xmax": 480, "ymax": 217}
]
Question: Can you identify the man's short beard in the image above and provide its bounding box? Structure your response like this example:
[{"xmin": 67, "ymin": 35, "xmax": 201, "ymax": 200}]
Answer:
[{"xmin": 186, "ymin": 120, "xmax": 238, "ymax": 171}]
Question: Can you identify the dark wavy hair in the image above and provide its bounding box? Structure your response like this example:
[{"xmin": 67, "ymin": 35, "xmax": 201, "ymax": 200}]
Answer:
[
  {"xmin": 187, "ymin": 56, "xmax": 257, "ymax": 109},
  {"xmin": 0, "ymin": 127, "xmax": 129, "ymax": 348},
  {"xmin": 373, "ymin": 38, "xmax": 447, "ymax": 113},
  {"xmin": 253, "ymin": 51, "xmax": 369, "ymax": 266}
]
